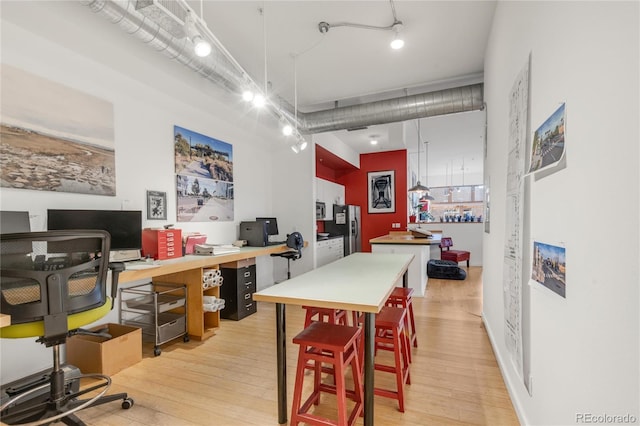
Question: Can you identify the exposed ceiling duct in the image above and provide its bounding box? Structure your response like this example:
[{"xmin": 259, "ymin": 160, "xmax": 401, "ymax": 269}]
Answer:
[{"xmin": 82, "ymin": 0, "xmax": 484, "ymax": 134}]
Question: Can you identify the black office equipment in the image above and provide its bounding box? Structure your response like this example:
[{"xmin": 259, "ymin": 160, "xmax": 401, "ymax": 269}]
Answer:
[
  {"xmin": 0, "ymin": 231, "xmax": 133, "ymax": 425},
  {"xmin": 256, "ymin": 217, "xmax": 286, "ymax": 245},
  {"xmin": 0, "ymin": 211, "xmax": 31, "ymax": 233},
  {"xmin": 238, "ymin": 220, "xmax": 268, "ymax": 247},
  {"xmin": 220, "ymin": 259, "xmax": 257, "ymax": 320},
  {"xmin": 47, "ymin": 209, "xmax": 143, "ymax": 261}
]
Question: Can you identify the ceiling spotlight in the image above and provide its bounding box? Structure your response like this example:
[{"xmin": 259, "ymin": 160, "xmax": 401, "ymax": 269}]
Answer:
[
  {"xmin": 282, "ymin": 124, "xmax": 293, "ymax": 136},
  {"xmin": 291, "ymin": 143, "xmax": 300, "ymax": 154},
  {"xmin": 192, "ymin": 35, "xmax": 212, "ymax": 57},
  {"xmin": 242, "ymin": 90, "xmax": 254, "ymax": 102},
  {"xmin": 184, "ymin": 12, "xmax": 212, "ymax": 57},
  {"xmin": 390, "ymin": 22, "xmax": 404, "ymax": 50},
  {"xmin": 299, "ymin": 139, "xmax": 308, "ymax": 151},
  {"xmin": 252, "ymin": 93, "xmax": 266, "ymax": 108}
]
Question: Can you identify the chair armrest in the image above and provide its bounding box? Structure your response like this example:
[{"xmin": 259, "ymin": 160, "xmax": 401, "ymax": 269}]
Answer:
[{"xmin": 108, "ymin": 262, "xmax": 125, "ymax": 310}]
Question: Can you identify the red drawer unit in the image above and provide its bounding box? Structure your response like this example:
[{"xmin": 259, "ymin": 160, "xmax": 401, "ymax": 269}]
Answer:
[{"xmin": 142, "ymin": 229, "xmax": 182, "ymax": 260}]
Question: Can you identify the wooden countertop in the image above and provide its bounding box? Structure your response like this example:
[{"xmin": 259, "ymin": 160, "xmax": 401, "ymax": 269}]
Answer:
[
  {"xmin": 120, "ymin": 243, "xmax": 301, "ymax": 283},
  {"xmin": 369, "ymin": 233, "xmax": 442, "ymax": 245}
]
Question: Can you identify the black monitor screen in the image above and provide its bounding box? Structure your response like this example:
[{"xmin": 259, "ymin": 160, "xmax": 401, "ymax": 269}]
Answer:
[
  {"xmin": 47, "ymin": 209, "xmax": 142, "ymax": 251},
  {"xmin": 256, "ymin": 217, "xmax": 279, "ymax": 236}
]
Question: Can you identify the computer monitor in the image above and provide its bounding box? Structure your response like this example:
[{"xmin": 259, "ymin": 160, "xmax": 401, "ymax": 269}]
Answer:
[
  {"xmin": 47, "ymin": 209, "xmax": 142, "ymax": 260},
  {"xmin": 0, "ymin": 211, "xmax": 31, "ymax": 234},
  {"xmin": 256, "ymin": 217, "xmax": 279, "ymax": 236}
]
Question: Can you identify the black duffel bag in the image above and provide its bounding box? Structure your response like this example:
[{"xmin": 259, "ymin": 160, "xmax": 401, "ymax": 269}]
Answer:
[{"xmin": 427, "ymin": 259, "xmax": 467, "ymax": 280}]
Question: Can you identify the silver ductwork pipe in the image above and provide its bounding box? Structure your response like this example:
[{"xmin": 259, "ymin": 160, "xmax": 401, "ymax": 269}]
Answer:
[
  {"xmin": 82, "ymin": 0, "xmax": 484, "ymax": 134},
  {"xmin": 290, "ymin": 83, "xmax": 484, "ymax": 134}
]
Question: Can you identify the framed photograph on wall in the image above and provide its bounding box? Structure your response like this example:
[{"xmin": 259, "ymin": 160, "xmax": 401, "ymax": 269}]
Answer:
[
  {"xmin": 146, "ymin": 190, "xmax": 167, "ymax": 220},
  {"xmin": 367, "ymin": 170, "xmax": 395, "ymax": 213}
]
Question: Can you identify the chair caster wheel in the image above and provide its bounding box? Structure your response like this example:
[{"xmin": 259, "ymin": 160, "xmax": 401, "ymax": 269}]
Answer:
[
  {"xmin": 183, "ymin": 334, "xmax": 190, "ymax": 342},
  {"xmin": 122, "ymin": 398, "xmax": 134, "ymax": 409},
  {"xmin": 154, "ymin": 346, "xmax": 161, "ymax": 356}
]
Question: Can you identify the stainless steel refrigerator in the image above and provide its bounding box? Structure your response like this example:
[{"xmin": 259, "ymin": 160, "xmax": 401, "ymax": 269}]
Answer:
[{"xmin": 325, "ymin": 205, "xmax": 361, "ymax": 257}]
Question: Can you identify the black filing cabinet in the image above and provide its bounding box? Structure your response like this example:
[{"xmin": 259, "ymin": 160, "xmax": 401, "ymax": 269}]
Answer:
[{"xmin": 220, "ymin": 258, "xmax": 257, "ymax": 320}]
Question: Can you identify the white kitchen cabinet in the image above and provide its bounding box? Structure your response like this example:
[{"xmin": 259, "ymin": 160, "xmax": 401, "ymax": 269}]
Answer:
[
  {"xmin": 315, "ymin": 178, "xmax": 345, "ymax": 221},
  {"xmin": 316, "ymin": 236, "xmax": 344, "ymax": 268}
]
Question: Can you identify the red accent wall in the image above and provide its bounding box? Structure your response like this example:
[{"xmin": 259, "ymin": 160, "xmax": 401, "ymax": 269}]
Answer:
[{"xmin": 336, "ymin": 150, "xmax": 407, "ymax": 252}]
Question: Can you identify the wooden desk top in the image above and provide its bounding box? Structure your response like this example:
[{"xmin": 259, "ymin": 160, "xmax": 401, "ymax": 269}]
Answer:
[
  {"xmin": 120, "ymin": 244, "xmax": 298, "ymax": 283},
  {"xmin": 369, "ymin": 233, "xmax": 442, "ymax": 245},
  {"xmin": 253, "ymin": 252, "xmax": 414, "ymax": 313}
]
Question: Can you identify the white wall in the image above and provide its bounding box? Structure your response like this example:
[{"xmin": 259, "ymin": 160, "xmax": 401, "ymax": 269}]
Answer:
[
  {"xmin": 483, "ymin": 2, "xmax": 639, "ymax": 425},
  {"xmin": 0, "ymin": 1, "xmax": 297, "ymax": 382}
]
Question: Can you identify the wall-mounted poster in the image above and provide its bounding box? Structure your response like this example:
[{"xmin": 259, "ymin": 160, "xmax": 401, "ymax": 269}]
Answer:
[
  {"xmin": 531, "ymin": 241, "xmax": 566, "ymax": 298},
  {"xmin": 528, "ymin": 102, "xmax": 565, "ymax": 174},
  {"xmin": 367, "ymin": 170, "xmax": 395, "ymax": 213},
  {"xmin": 174, "ymin": 125, "xmax": 234, "ymax": 222},
  {"xmin": 0, "ymin": 64, "xmax": 115, "ymax": 195}
]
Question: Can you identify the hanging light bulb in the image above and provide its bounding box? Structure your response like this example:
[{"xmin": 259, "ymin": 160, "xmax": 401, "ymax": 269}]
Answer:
[{"xmin": 390, "ymin": 21, "xmax": 405, "ymax": 50}]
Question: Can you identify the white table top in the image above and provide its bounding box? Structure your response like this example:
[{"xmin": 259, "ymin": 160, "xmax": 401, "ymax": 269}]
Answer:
[{"xmin": 253, "ymin": 252, "xmax": 414, "ymax": 313}]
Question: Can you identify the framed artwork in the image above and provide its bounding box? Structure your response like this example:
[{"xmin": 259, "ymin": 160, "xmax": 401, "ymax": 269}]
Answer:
[
  {"xmin": 147, "ymin": 190, "xmax": 167, "ymax": 220},
  {"xmin": 174, "ymin": 125, "xmax": 234, "ymax": 222},
  {"xmin": 367, "ymin": 170, "xmax": 395, "ymax": 213}
]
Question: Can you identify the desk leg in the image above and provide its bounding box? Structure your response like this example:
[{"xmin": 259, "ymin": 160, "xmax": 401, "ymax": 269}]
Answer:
[
  {"xmin": 403, "ymin": 269, "xmax": 409, "ymax": 288},
  {"xmin": 364, "ymin": 312, "xmax": 375, "ymax": 426},
  {"xmin": 276, "ymin": 303, "xmax": 287, "ymax": 424}
]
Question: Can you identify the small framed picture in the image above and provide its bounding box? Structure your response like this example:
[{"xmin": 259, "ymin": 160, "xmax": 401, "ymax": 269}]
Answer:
[
  {"xmin": 146, "ymin": 190, "xmax": 167, "ymax": 220},
  {"xmin": 367, "ymin": 170, "xmax": 395, "ymax": 214}
]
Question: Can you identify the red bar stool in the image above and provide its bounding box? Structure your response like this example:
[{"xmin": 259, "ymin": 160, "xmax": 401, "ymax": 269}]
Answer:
[
  {"xmin": 368, "ymin": 306, "xmax": 411, "ymax": 412},
  {"xmin": 303, "ymin": 306, "xmax": 348, "ymax": 327},
  {"xmin": 290, "ymin": 322, "xmax": 363, "ymax": 426},
  {"xmin": 386, "ymin": 287, "xmax": 418, "ymax": 353}
]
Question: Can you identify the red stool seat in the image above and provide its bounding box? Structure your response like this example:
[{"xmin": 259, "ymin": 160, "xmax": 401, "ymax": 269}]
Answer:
[
  {"xmin": 386, "ymin": 287, "xmax": 418, "ymax": 353},
  {"xmin": 291, "ymin": 322, "xmax": 363, "ymax": 426},
  {"xmin": 360, "ymin": 306, "xmax": 411, "ymax": 412},
  {"xmin": 439, "ymin": 237, "xmax": 470, "ymax": 267}
]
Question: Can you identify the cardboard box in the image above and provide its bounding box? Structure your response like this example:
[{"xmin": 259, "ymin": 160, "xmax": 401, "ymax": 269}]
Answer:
[{"xmin": 66, "ymin": 323, "xmax": 142, "ymax": 376}]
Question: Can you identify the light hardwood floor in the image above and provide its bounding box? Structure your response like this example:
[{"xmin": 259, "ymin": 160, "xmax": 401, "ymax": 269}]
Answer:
[{"xmin": 80, "ymin": 266, "xmax": 519, "ymax": 425}]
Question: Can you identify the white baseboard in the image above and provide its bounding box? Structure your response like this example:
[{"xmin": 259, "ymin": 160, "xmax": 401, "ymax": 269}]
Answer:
[{"xmin": 482, "ymin": 312, "xmax": 529, "ymax": 426}]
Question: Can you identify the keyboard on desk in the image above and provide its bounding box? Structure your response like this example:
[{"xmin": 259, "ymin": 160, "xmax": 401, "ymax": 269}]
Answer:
[
  {"xmin": 266, "ymin": 241, "xmax": 286, "ymax": 246},
  {"xmin": 124, "ymin": 260, "xmax": 160, "ymax": 270}
]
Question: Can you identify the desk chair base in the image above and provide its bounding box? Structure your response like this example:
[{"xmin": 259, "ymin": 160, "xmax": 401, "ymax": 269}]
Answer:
[{"xmin": 0, "ymin": 347, "xmax": 133, "ymax": 426}]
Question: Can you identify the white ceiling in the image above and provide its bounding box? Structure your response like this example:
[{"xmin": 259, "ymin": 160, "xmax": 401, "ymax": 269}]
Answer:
[{"xmin": 186, "ymin": 0, "xmax": 495, "ymax": 162}]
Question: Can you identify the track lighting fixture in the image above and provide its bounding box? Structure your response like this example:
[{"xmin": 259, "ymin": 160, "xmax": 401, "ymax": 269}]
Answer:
[
  {"xmin": 318, "ymin": 0, "xmax": 405, "ymax": 50},
  {"xmin": 184, "ymin": 11, "xmax": 211, "ymax": 57},
  {"xmin": 282, "ymin": 123, "xmax": 293, "ymax": 136}
]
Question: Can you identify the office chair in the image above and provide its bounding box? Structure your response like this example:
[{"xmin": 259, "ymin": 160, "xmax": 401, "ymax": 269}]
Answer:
[
  {"xmin": 0, "ymin": 230, "xmax": 133, "ymax": 425},
  {"xmin": 270, "ymin": 232, "xmax": 304, "ymax": 281}
]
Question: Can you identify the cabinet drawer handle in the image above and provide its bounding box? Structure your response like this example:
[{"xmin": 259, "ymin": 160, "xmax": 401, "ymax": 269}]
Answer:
[
  {"xmin": 244, "ymin": 293, "xmax": 251, "ymax": 300},
  {"xmin": 243, "ymin": 271, "xmax": 251, "ymax": 278},
  {"xmin": 244, "ymin": 281, "xmax": 252, "ymax": 286},
  {"xmin": 245, "ymin": 303, "xmax": 253, "ymax": 309}
]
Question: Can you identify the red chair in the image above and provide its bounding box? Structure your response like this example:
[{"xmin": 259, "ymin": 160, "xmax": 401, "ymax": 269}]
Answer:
[{"xmin": 439, "ymin": 237, "xmax": 470, "ymax": 267}]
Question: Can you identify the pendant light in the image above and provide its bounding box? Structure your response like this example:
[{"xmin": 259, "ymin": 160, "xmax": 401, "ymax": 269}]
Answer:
[
  {"xmin": 408, "ymin": 119, "xmax": 432, "ymax": 198},
  {"xmin": 420, "ymin": 139, "xmax": 435, "ymax": 201}
]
